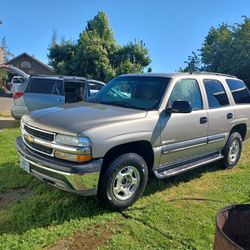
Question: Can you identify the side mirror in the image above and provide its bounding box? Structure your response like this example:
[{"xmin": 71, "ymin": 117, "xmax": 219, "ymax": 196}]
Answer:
[{"xmin": 167, "ymin": 100, "xmax": 192, "ymax": 113}]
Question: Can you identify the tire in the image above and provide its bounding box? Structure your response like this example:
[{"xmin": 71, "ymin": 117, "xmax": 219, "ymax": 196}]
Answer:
[
  {"xmin": 97, "ymin": 153, "xmax": 148, "ymax": 210},
  {"xmin": 221, "ymin": 132, "xmax": 242, "ymax": 169}
]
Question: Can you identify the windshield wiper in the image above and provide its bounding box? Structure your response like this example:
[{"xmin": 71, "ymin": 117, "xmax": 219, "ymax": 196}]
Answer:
[{"xmin": 100, "ymin": 100, "xmax": 141, "ymax": 109}]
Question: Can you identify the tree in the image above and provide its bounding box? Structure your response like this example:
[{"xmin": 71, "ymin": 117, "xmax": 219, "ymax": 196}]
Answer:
[
  {"xmin": 180, "ymin": 51, "xmax": 203, "ymax": 72},
  {"xmin": 1, "ymin": 37, "xmax": 14, "ymax": 62},
  {"xmin": 48, "ymin": 11, "xmax": 151, "ymax": 81},
  {"xmin": 112, "ymin": 40, "xmax": 151, "ymax": 75},
  {"xmin": 0, "ymin": 20, "xmax": 14, "ymax": 63},
  {"xmin": 181, "ymin": 17, "xmax": 250, "ymax": 87},
  {"xmin": 48, "ymin": 39, "xmax": 76, "ymax": 75},
  {"xmin": 72, "ymin": 12, "xmax": 116, "ymax": 81},
  {"xmin": 200, "ymin": 23, "xmax": 233, "ymax": 73}
]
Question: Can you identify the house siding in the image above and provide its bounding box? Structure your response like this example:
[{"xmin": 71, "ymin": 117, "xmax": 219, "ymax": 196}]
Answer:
[{"xmin": 6, "ymin": 54, "xmax": 54, "ymax": 75}]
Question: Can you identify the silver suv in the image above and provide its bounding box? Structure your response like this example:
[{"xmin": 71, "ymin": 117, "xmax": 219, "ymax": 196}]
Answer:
[{"xmin": 16, "ymin": 73, "xmax": 250, "ymax": 210}]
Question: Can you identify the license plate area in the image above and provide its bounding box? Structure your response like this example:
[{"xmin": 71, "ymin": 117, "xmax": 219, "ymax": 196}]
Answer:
[{"xmin": 20, "ymin": 156, "xmax": 30, "ymax": 173}]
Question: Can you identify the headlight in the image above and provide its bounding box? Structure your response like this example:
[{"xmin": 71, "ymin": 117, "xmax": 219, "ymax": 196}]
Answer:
[
  {"xmin": 54, "ymin": 134, "xmax": 92, "ymax": 163},
  {"xmin": 55, "ymin": 134, "xmax": 91, "ymax": 147}
]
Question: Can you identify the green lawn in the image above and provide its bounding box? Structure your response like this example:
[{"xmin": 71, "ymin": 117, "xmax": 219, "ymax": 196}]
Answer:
[{"xmin": 0, "ymin": 127, "xmax": 249, "ymax": 249}]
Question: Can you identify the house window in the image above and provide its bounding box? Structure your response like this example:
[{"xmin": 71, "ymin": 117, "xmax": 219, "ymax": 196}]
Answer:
[{"xmin": 20, "ymin": 61, "xmax": 32, "ymax": 69}]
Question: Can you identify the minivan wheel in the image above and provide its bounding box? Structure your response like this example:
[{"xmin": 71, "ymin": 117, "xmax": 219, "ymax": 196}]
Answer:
[
  {"xmin": 221, "ymin": 132, "xmax": 242, "ymax": 169},
  {"xmin": 97, "ymin": 153, "xmax": 148, "ymax": 210}
]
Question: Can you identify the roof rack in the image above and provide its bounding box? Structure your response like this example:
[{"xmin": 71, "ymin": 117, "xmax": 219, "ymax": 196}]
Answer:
[
  {"xmin": 29, "ymin": 74, "xmax": 86, "ymax": 80},
  {"xmin": 189, "ymin": 71, "xmax": 237, "ymax": 78}
]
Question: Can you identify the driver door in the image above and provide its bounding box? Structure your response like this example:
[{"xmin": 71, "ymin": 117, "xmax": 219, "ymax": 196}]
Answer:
[{"xmin": 160, "ymin": 78, "xmax": 208, "ymax": 165}]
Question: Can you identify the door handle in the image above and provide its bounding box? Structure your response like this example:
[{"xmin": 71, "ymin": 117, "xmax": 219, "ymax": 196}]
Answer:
[
  {"xmin": 227, "ymin": 113, "xmax": 233, "ymax": 119},
  {"xmin": 200, "ymin": 117, "xmax": 208, "ymax": 124}
]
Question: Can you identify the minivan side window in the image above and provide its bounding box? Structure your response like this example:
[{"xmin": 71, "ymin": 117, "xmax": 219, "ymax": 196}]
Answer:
[
  {"xmin": 225, "ymin": 79, "xmax": 250, "ymax": 104},
  {"xmin": 168, "ymin": 79, "xmax": 203, "ymax": 111},
  {"xmin": 27, "ymin": 78, "xmax": 64, "ymax": 95},
  {"xmin": 89, "ymin": 82, "xmax": 103, "ymax": 90},
  {"xmin": 204, "ymin": 79, "xmax": 229, "ymax": 108}
]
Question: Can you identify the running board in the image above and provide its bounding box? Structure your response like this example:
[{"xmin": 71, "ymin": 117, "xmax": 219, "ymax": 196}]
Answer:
[{"xmin": 154, "ymin": 153, "xmax": 223, "ymax": 179}]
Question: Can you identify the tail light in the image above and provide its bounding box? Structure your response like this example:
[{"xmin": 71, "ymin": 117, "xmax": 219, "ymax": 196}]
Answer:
[{"xmin": 13, "ymin": 92, "xmax": 24, "ymax": 100}]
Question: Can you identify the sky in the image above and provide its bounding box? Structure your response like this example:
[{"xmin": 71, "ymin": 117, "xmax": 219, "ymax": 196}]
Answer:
[{"xmin": 1, "ymin": 0, "xmax": 250, "ymax": 72}]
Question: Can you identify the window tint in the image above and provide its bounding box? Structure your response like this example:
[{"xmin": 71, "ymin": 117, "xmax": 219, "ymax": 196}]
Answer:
[
  {"xmin": 168, "ymin": 79, "xmax": 203, "ymax": 111},
  {"xmin": 90, "ymin": 76, "xmax": 170, "ymax": 110},
  {"xmin": 204, "ymin": 79, "xmax": 229, "ymax": 108},
  {"xmin": 64, "ymin": 81, "xmax": 86, "ymax": 103},
  {"xmin": 225, "ymin": 79, "xmax": 250, "ymax": 104},
  {"xmin": 27, "ymin": 78, "xmax": 64, "ymax": 95}
]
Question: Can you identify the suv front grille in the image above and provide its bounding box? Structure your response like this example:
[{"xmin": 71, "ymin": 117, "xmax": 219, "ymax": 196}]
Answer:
[
  {"xmin": 22, "ymin": 124, "xmax": 55, "ymax": 156},
  {"xmin": 25, "ymin": 138, "xmax": 53, "ymax": 155},
  {"xmin": 24, "ymin": 125, "xmax": 54, "ymax": 142}
]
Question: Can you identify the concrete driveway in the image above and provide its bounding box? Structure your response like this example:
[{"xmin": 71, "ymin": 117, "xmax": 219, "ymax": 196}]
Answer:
[
  {"xmin": 0, "ymin": 97, "xmax": 13, "ymax": 115},
  {"xmin": 0, "ymin": 97, "xmax": 17, "ymax": 130}
]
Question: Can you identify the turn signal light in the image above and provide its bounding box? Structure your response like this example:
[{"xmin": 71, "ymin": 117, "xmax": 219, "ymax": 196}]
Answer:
[{"xmin": 54, "ymin": 151, "xmax": 92, "ymax": 163}]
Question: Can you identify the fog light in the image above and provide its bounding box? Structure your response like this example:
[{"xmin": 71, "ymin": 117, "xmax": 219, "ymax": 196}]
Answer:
[{"xmin": 54, "ymin": 151, "xmax": 92, "ymax": 163}]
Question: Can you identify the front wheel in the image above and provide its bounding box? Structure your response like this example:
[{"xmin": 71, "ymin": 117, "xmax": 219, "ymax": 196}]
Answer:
[
  {"xmin": 221, "ymin": 132, "xmax": 242, "ymax": 169},
  {"xmin": 97, "ymin": 153, "xmax": 148, "ymax": 210}
]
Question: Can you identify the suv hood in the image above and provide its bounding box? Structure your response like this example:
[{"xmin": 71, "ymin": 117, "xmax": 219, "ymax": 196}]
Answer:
[{"xmin": 23, "ymin": 102, "xmax": 147, "ymax": 135}]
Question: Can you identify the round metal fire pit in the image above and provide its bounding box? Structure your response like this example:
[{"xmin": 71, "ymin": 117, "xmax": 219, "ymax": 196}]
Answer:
[{"xmin": 214, "ymin": 204, "xmax": 250, "ymax": 250}]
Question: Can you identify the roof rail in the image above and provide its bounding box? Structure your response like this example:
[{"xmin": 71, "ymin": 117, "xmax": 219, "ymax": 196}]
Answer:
[
  {"xmin": 29, "ymin": 74, "xmax": 86, "ymax": 79},
  {"xmin": 189, "ymin": 71, "xmax": 237, "ymax": 78}
]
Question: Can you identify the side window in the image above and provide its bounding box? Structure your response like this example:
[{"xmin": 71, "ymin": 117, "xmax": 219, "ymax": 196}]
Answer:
[
  {"xmin": 204, "ymin": 79, "xmax": 229, "ymax": 108},
  {"xmin": 225, "ymin": 79, "xmax": 250, "ymax": 104},
  {"xmin": 27, "ymin": 78, "xmax": 64, "ymax": 95},
  {"xmin": 89, "ymin": 82, "xmax": 103, "ymax": 91},
  {"xmin": 168, "ymin": 79, "xmax": 203, "ymax": 111},
  {"xmin": 89, "ymin": 82, "xmax": 104, "ymax": 96}
]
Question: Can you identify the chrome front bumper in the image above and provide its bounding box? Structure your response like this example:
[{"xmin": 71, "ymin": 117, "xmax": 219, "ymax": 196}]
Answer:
[{"xmin": 16, "ymin": 136, "xmax": 103, "ymax": 195}]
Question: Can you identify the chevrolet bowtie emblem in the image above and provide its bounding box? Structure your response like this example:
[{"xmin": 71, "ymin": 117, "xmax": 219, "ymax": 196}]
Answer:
[{"xmin": 26, "ymin": 135, "xmax": 34, "ymax": 143}]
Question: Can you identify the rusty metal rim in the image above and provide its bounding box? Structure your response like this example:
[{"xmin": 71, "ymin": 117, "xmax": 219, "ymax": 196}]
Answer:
[{"xmin": 215, "ymin": 204, "xmax": 250, "ymax": 250}]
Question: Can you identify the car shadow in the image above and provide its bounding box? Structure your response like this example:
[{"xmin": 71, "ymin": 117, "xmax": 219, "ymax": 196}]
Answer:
[{"xmin": 144, "ymin": 161, "xmax": 223, "ymax": 197}]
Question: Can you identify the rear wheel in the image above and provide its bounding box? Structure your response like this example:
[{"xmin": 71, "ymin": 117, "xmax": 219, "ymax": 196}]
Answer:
[
  {"xmin": 97, "ymin": 153, "xmax": 148, "ymax": 210},
  {"xmin": 221, "ymin": 132, "xmax": 242, "ymax": 169}
]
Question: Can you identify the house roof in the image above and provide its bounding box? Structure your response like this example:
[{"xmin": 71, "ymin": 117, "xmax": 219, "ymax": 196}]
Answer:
[{"xmin": 6, "ymin": 52, "xmax": 54, "ymax": 73}]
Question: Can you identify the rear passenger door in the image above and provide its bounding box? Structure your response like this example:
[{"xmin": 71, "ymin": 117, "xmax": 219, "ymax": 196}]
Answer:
[
  {"xmin": 24, "ymin": 78, "xmax": 65, "ymax": 111},
  {"xmin": 203, "ymin": 79, "xmax": 234, "ymax": 152}
]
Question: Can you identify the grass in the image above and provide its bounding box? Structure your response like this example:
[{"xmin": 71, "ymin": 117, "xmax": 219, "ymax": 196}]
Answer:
[{"xmin": 0, "ymin": 127, "xmax": 249, "ymax": 249}]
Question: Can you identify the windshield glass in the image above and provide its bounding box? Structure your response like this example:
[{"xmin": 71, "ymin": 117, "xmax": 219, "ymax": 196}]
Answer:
[{"xmin": 90, "ymin": 76, "xmax": 170, "ymax": 110}]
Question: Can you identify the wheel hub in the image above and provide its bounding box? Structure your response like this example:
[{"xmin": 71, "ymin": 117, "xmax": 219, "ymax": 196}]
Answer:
[
  {"xmin": 228, "ymin": 139, "xmax": 240, "ymax": 164},
  {"xmin": 112, "ymin": 166, "xmax": 140, "ymax": 201}
]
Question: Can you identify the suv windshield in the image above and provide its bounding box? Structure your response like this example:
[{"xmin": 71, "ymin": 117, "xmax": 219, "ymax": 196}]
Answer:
[{"xmin": 90, "ymin": 76, "xmax": 170, "ymax": 110}]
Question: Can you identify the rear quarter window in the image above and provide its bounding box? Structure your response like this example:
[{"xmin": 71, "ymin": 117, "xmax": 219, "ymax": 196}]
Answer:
[
  {"xmin": 225, "ymin": 79, "xmax": 250, "ymax": 104},
  {"xmin": 27, "ymin": 78, "xmax": 64, "ymax": 95},
  {"xmin": 204, "ymin": 79, "xmax": 230, "ymax": 108}
]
